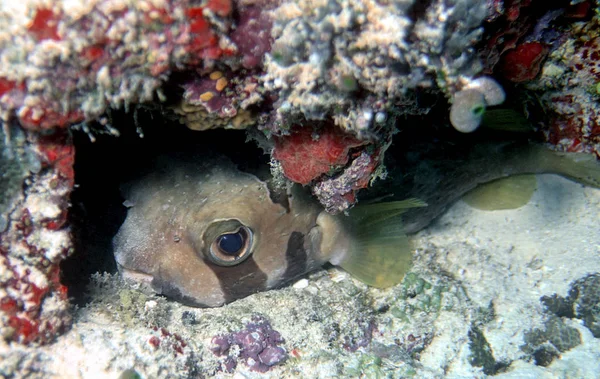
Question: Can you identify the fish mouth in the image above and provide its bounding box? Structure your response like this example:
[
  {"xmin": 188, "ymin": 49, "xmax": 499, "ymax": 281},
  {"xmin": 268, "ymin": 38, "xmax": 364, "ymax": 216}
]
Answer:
[{"xmin": 117, "ymin": 263, "xmax": 154, "ymax": 284}]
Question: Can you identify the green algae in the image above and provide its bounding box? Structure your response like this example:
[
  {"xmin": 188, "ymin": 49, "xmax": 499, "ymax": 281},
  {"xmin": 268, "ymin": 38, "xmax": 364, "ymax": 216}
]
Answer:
[
  {"xmin": 389, "ymin": 272, "xmax": 458, "ymax": 319},
  {"xmin": 118, "ymin": 369, "xmax": 142, "ymax": 379},
  {"xmin": 340, "ymin": 75, "xmax": 358, "ymax": 92},
  {"xmin": 86, "ymin": 273, "xmax": 170, "ymax": 328},
  {"xmin": 344, "ymin": 354, "xmax": 383, "ymax": 377}
]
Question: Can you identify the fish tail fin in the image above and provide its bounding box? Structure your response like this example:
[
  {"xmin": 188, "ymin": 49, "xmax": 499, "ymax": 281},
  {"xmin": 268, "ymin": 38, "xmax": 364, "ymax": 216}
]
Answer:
[
  {"xmin": 541, "ymin": 148, "xmax": 600, "ymax": 188},
  {"xmin": 462, "ymin": 174, "xmax": 537, "ymax": 211},
  {"xmin": 335, "ymin": 199, "xmax": 427, "ymax": 288}
]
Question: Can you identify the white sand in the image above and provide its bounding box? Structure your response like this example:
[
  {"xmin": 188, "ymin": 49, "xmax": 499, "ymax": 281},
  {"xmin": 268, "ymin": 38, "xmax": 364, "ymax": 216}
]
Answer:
[{"xmin": 415, "ymin": 174, "xmax": 600, "ymax": 376}]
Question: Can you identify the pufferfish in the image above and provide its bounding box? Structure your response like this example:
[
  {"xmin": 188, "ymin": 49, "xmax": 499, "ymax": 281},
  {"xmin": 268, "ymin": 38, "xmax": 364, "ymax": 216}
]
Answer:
[
  {"xmin": 113, "ymin": 140, "xmax": 600, "ymax": 307},
  {"xmin": 113, "ymin": 155, "xmax": 421, "ymax": 307}
]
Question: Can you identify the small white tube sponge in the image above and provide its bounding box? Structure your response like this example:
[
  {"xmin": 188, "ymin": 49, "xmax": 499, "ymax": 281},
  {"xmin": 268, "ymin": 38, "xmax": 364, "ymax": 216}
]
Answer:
[
  {"xmin": 450, "ymin": 76, "xmax": 505, "ymax": 133},
  {"xmin": 468, "ymin": 76, "xmax": 506, "ymax": 106},
  {"xmin": 450, "ymin": 89, "xmax": 487, "ymax": 133}
]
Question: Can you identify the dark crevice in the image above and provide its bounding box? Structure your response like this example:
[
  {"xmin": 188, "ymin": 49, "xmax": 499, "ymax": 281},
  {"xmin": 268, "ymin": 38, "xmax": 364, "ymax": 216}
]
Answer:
[{"xmin": 61, "ymin": 109, "xmax": 266, "ymax": 305}]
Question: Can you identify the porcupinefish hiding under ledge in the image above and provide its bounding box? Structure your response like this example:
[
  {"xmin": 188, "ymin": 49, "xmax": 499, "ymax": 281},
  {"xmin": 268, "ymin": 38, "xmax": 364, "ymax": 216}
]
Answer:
[
  {"xmin": 113, "ymin": 143, "xmax": 600, "ymax": 307},
  {"xmin": 113, "ymin": 154, "xmax": 423, "ymax": 307}
]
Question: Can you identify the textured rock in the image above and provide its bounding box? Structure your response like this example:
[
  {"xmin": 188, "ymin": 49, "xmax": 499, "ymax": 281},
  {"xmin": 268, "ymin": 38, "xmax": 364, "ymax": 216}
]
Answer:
[{"xmin": 0, "ymin": 126, "xmax": 74, "ymax": 345}]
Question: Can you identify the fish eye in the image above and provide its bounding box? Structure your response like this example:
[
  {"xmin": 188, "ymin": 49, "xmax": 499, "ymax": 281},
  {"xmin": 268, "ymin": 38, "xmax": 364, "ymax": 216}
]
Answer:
[{"xmin": 209, "ymin": 225, "xmax": 253, "ymax": 266}]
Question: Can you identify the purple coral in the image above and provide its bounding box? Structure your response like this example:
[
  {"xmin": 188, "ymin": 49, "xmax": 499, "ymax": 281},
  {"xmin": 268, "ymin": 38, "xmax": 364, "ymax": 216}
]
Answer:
[
  {"xmin": 230, "ymin": 6, "xmax": 274, "ymax": 69},
  {"xmin": 312, "ymin": 151, "xmax": 382, "ymax": 214},
  {"xmin": 210, "ymin": 315, "xmax": 287, "ymax": 373},
  {"xmin": 342, "ymin": 318, "xmax": 376, "ymax": 352}
]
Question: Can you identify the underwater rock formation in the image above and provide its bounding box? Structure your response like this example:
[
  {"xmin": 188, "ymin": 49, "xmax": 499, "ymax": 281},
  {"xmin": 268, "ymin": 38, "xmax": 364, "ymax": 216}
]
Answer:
[
  {"xmin": 0, "ymin": 0, "xmax": 246, "ymax": 129},
  {"xmin": 262, "ymin": 0, "xmax": 489, "ymax": 133},
  {"xmin": 172, "ymin": 70, "xmax": 261, "ymax": 131},
  {"xmin": 0, "ymin": 125, "xmax": 73, "ymax": 344},
  {"xmin": 0, "ymin": 0, "xmax": 599, "ymax": 351},
  {"xmin": 526, "ymin": 12, "xmax": 600, "ymax": 158},
  {"xmin": 542, "ymin": 273, "xmax": 600, "ymax": 340},
  {"xmin": 480, "ymin": 0, "xmax": 600, "ymax": 157}
]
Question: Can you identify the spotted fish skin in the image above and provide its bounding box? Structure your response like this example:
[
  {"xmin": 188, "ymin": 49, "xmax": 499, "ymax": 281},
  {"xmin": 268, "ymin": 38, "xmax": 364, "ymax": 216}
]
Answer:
[{"xmin": 113, "ymin": 156, "xmax": 329, "ymax": 307}]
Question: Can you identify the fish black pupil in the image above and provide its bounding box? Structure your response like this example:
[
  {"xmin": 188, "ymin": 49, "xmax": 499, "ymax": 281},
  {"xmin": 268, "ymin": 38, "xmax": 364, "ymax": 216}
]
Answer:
[{"xmin": 218, "ymin": 231, "xmax": 244, "ymax": 255}]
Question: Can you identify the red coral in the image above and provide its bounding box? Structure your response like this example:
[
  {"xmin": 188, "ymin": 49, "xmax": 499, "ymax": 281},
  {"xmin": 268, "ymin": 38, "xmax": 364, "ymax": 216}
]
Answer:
[
  {"xmin": 149, "ymin": 336, "xmax": 161, "ymax": 348},
  {"xmin": 25, "ymin": 282, "xmax": 49, "ymax": 310},
  {"xmin": 187, "ymin": 7, "xmax": 210, "ymax": 33},
  {"xmin": 185, "ymin": 6, "xmax": 221, "ymax": 60},
  {"xmin": 81, "ymin": 45, "xmax": 105, "ymax": 63},
  {"xmin": 207, "ymin": 0, "xmax": 233, "ymax": 17},
  {"xmin": 571, "ymin": 37, "xmax": 600, "ymax": 81},
  {"xmin": 148, "ymin": 326, "xmax": 188, "ymax": 356},
  {"xmin": 8, "ymin": 316, "xmax": 40, "ymax": 344},
  {"xmin": 0, "ymin": 298, "xmax": 19, "ymax": 315},
  {"xmin": 565, "ymin": 1, "xmax": 592, "ymax": 19},
  {"xmin": 46, "ymin": 264, "xmax": 69, "ymax": 300},
  {"xmin": 1, "ymin": 1, "xmax": 274, "ymax": 131},
  {"xmin": 28, "ymin": 8, "xmax": 61, "ymax": 41},
  {"xmin": 0, "ymin": 78, "xmax": 17, "ymax": 97},
  {"xmin": 37, "ymin": 130, "xmax": 76, "ymax": 187},
  {"xmin": 19, "ymin": 107, "xmax": 84, "ymax": 131},
  {"xmin": 504, "ymin": 0, "xmax": 532, "ymax": 22},
  {"xmin": 542, "ymin": 23, "xmax": 600, "ymax": 158},
  {"xmin": 546, "ymin": 95, "xmax": 600, "ymax": 157},
  {"xmin": 480, "ymin": 0, "xmax": 536, "ymax": 75},
  {"xmin": 499, "ymin": 42, "xmax": 547, "ymax": 82},
  {"xmin": 273, "ymin": 124, "xmax": 369, "ymax": 185}
]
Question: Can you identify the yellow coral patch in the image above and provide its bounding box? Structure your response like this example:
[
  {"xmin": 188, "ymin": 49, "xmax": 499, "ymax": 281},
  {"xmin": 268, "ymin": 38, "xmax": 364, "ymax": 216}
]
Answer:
[
  {"xmin": 209, "ymin": 71, "xmax": 223, "ymax": 80},
  {"xmin": 215, "ymin": 77, "xmax": 228, "ymax": 92},
  {"xmin": 200, "ymin": 91, "xmax": 214, "ymax": 102}
]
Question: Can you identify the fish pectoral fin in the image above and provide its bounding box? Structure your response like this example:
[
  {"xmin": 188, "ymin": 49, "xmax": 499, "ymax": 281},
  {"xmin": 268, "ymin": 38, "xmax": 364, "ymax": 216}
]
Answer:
[
  {"xmin": 337, "ymin": 199, "xmax": 424, "ymax": 288},
  {"xmin": 462, "ymin": 174, "xmax": 537, "ymax": 211}
]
